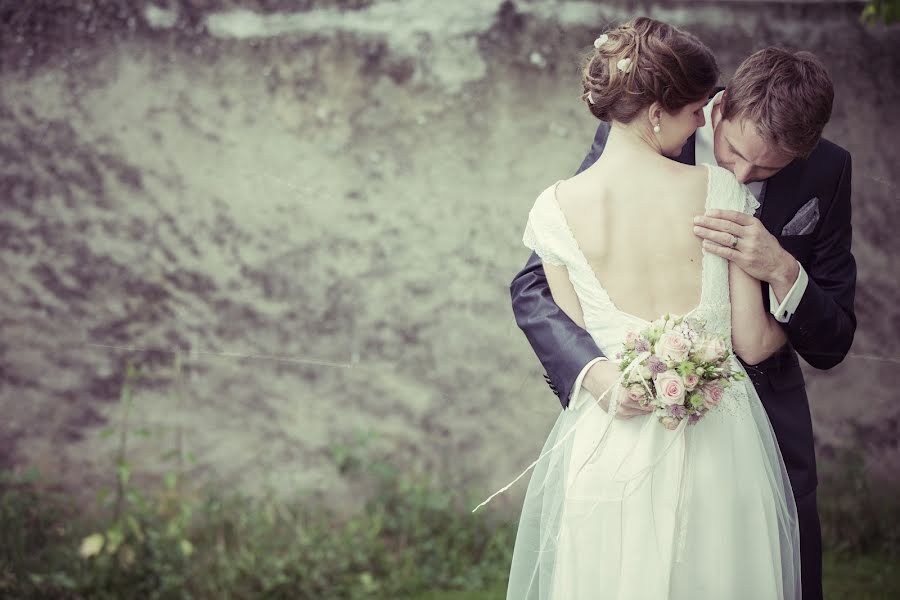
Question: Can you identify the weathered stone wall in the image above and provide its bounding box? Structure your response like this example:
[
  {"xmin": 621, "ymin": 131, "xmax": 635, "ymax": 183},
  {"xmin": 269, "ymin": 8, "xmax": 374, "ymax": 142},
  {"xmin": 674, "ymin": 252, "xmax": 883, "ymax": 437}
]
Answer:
[{"xmin": 1, "ymin": 1, "xmax": 897, "ymax": 512}]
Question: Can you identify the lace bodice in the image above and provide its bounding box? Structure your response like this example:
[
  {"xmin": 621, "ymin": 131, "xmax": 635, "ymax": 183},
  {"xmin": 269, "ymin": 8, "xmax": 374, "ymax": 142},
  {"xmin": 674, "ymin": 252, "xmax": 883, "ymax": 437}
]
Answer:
[{"xmin": 523, "ymin": 164, "xmax": 760, "ymax": 359}]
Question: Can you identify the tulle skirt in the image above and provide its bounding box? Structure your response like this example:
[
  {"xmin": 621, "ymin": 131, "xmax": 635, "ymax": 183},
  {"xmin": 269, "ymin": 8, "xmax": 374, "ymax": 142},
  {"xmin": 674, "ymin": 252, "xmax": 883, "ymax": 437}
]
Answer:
[{"xmin": 500, "ymin": 367, "xmax": 801, "ymax": 600}]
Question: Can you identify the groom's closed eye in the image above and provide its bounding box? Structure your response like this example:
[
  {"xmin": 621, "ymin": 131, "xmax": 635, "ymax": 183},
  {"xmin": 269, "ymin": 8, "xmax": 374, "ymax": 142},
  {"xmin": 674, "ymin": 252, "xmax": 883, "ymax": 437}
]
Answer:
[{"xmin": 726, "ymin": 141, "xmax": 781, "ymax": 173}]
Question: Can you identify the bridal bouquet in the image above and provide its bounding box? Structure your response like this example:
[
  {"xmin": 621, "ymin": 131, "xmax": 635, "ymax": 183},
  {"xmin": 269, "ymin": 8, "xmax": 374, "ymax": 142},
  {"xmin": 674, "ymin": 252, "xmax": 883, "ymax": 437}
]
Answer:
[{"xmin": 615, "ymin": 314, "xmax": 746, "ymax": 430}]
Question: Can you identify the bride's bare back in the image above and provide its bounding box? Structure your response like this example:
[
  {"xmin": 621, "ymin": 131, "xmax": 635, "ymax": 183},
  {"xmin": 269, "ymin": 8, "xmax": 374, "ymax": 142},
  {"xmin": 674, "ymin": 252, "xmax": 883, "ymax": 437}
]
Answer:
[{"xmin": 554, "ymin": 158, "xmax": 709, "ymax": 322}]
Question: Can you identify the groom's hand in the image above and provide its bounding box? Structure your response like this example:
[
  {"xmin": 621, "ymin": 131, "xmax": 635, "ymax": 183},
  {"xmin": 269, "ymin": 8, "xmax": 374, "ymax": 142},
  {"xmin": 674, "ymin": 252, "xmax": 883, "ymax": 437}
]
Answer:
[
  {"xmin": 584, "ymin": 360, "xmax": 653, "ymax": 419},
  {"xmin": 693, "ymin": 209, "xmax": 796, "ymax": 287}
]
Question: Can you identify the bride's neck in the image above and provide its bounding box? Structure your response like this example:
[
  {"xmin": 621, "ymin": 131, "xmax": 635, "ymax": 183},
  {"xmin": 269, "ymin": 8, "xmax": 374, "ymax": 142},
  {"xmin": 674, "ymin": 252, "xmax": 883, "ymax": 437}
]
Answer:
[{"xmin": 598, "ymin": 122, "xmax": 664, "ymax": 165}]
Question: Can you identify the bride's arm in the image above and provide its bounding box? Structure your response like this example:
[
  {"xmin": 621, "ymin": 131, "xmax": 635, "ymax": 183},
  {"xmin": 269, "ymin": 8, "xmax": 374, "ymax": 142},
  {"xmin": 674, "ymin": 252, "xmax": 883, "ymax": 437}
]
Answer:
[
  {"xmin": 729, "ymin": 260, "xmax": 788, "ymax": 365},
  {"xmin": 544, "ymin": 263, "xmax": 586, "ymax": 329}
]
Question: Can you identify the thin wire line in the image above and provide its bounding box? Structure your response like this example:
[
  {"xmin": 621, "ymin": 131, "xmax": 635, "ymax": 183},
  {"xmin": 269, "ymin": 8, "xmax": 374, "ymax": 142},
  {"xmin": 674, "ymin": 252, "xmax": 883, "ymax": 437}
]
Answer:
[
  {"xmin": 83, "ymin": 342, "xmax": 357, "ymax": 369},
  {"xmin": 82, "ymin": 340, "xmax": 900, "ymax": 367}
]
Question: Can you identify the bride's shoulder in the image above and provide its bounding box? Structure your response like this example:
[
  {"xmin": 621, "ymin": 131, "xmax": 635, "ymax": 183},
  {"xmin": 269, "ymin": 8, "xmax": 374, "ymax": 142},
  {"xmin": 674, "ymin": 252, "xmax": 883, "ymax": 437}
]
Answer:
[
  {"xmin": 529, "ymin": 179, "xmax": 565, "ymax": 214},
  {"xmin": 524, "ymin": 180, "xmax": 570, "ymax": 236},
  {"xmin": 663, "ymin": 162, "xmax": 709, "ymax": 199},
  {"xmin": 546, "ymin": 176, "xmax": 609, "ymax": 233},
  {"xmin": 523, "ymin": 180, "xmax": 572, "ymax": 267},
  {"xmin": 550, "ymin": 174, "xmax": 603, "ymax": 211}
]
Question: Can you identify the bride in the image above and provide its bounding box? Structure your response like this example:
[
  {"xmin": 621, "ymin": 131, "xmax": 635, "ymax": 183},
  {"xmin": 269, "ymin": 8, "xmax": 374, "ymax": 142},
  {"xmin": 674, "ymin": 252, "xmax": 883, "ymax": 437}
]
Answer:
[{"xmin": 478, "ymin": 17, "xmax": 801, "ymax": 600}]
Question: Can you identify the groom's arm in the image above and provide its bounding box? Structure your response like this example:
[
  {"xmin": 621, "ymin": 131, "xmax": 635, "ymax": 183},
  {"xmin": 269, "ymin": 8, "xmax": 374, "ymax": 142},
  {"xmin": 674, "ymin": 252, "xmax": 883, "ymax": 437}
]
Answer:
[
  {"xmin": 511, "ymin": 252, "xmax": 606, "ymax": 407},
  {"xmin": 510, "ymin": 122, "xmax": 612, "ymax": 408},
  {"xmin": 777, "ymin": 151, "xmax": 857, "ymax": 369}
]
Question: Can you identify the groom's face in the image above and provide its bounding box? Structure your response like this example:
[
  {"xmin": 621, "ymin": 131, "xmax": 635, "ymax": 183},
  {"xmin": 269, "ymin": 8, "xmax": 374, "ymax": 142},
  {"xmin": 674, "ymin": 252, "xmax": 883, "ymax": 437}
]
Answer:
[{"xmin": 713, "ymin": 116, "xmax": 794, "ymax": 184}]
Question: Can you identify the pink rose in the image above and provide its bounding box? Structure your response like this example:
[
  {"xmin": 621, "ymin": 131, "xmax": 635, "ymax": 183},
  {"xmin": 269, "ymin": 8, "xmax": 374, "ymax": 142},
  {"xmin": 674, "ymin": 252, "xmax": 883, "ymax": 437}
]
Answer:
[
  {"xmin": 684, "ymin": 373, "xmax": 700, "ymax": 391},
  {"xmin": 701, "ymin": 381, "xmax": 725, "ymax": 409},
  {"xmin": 655, "ymin": 370, "xmax": 685, "ymax": 406},
  {"xmin": 655, "ymin": 331, "xmax": 691, "ymax": 364}
]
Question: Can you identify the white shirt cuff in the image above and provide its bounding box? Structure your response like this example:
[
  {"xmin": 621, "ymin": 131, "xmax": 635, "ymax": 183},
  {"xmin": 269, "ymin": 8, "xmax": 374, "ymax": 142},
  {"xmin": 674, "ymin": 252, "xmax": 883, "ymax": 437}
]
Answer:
[
  {"xmin": 769, "ymin": 261, "xmax": 809, "ymax": 324},
  {"xmin": 568, "ymin": 356, "xmax": 609, "ymax": 411}
]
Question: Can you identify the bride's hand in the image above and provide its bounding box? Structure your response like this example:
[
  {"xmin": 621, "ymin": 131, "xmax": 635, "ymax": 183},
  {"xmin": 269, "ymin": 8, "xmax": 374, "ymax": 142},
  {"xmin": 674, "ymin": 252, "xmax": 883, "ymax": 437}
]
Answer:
[
  {"xmin": 610, "ymin": 385, "xmax": 654, "ymax": 419},
  {"xmin": 583, "ymin": 360, "xmax": 654, "ymax": 419}
]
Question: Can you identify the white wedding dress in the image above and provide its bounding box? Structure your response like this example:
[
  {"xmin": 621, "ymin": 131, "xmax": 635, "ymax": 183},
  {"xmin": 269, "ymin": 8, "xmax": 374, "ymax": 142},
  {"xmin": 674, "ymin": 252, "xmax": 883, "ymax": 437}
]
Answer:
[{"xmin": 489, "ymin": 164, "xmax": 801, "ymax": 600}]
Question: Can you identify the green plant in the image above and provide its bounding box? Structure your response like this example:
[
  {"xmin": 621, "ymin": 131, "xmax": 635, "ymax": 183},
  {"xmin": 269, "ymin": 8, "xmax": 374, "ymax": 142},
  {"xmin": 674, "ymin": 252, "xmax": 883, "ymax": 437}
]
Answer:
[
  {"xmin": 10, "ymin": 360, "xmax": 895, "ymax": 598},
  {"xmin": 818, "ymin": 446, "xmax": 900, "ymax": 558},
  {"xmin": 862, "ymin": 0, "xmax": 900, "ymax": 24},
  {"xmin": 0, "ymin": 362, "xmax": 513, "ymax": 598},
  {"xmin": 73, "ymin": 358, "xmax": 199, "ymax": 597}
]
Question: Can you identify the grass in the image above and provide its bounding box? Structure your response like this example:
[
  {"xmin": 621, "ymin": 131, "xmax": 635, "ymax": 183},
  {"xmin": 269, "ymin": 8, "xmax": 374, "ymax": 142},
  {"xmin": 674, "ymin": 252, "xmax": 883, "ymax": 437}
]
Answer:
[
  {"xmin": 3, "ymin": 463, "xmax": 898, "ymax": 600},
  {"xmin": 1, "ymin": 366, "xmax": 897, "ymax": 598},
  {"xmin": 406, "ymin": 589, "xmax": 505, "ymax": 600},
  {"xmin": 400, "ymin": 552, "xmax": 900, "ymax": 600},
  {"xmin": 0, "ymin": 464, "xmax": 514, "ymax": 600},
  {"xmin": 823, "ymin": 552, "xmax": 900, "ymax": 600}
]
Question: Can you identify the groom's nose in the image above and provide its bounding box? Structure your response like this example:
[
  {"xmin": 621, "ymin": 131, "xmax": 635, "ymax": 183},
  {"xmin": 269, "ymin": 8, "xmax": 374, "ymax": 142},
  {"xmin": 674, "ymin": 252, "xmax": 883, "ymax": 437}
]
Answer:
[{"xmin": 733, "ymin": 163, "xmax": 753, "ymax": 184}]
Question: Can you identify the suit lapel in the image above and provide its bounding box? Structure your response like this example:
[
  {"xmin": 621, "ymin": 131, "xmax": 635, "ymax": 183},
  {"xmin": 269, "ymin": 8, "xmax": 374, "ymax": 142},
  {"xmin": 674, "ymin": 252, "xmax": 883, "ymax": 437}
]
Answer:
[{"xmin": 675, "ymin": 133, "xmax": 696, "ymax": 166}]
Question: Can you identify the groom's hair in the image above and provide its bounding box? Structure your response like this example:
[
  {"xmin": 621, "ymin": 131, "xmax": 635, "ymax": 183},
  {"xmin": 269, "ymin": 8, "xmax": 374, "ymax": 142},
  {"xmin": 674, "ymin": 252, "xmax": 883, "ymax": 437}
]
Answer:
[{"xmin": 722, "ymin": 48, "xmax": 833, "ymax": 159}]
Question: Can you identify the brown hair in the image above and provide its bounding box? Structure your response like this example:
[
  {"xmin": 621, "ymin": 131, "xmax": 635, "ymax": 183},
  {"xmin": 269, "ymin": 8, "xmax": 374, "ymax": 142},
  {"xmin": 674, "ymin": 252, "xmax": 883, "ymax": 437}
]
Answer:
[
  {"xmin": 721, "ymin": 48, "xmax": 833, "ymax": 159},
  {"xmin": 582, "ymin": 17, "xmax": 719, "ymax": 123}
]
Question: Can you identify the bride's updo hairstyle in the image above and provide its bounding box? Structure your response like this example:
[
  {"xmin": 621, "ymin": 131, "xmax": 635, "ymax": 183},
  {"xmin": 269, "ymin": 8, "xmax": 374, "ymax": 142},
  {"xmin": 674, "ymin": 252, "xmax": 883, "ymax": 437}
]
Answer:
[{"xmin": 583, "ymin": 17, "xmax": 719, "ymax": 123}]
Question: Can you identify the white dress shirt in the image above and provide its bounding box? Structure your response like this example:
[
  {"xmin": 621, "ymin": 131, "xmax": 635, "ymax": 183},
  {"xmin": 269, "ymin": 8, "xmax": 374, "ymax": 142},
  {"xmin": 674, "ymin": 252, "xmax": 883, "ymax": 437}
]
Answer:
[{"xmin": 568, "ymin": 92, "xmax": 807, "ymax": 410}]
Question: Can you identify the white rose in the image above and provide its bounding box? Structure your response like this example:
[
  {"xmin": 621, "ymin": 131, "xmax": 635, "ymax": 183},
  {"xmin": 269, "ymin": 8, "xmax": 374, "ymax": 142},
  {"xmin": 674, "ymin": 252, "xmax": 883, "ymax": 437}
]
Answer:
[
  {"xmin": 627, "ymin": 363, "xmax": 653, "ymax": 384},
  {"xmin": 694, "ymin": 336, "xmax": 728, "ymax": 363},
  {"xmin": 654, "ymin": 331, "xmax": 691, "ymax": 364}
]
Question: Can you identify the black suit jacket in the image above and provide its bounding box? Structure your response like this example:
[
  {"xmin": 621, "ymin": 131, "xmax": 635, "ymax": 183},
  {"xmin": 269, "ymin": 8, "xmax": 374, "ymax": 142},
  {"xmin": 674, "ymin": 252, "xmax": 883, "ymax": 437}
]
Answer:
[{"xmin": 510, "ymin": 108, "xmax": 857, "ymax": 498}]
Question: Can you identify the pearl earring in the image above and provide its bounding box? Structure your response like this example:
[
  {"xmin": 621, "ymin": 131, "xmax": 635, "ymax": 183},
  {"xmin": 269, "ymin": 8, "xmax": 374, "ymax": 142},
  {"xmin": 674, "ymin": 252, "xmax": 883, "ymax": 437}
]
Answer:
[{"xmin": 653, "ymin": 123, "xmax": 661, "ymax": 134}]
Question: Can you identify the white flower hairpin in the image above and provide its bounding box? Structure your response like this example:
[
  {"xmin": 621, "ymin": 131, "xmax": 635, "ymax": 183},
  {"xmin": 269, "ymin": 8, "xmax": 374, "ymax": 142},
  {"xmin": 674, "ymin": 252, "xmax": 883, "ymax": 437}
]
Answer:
[
  {"xmin": 616, "ymin": 57, "xmax": 633, "ymax": 73},
  {"xmin": 593, "ymin": 34, "xmax": 608, "ymax": 48},
  {"xmin": 587, "ymin": 91, "xmax": 595, "ymax": 105}
]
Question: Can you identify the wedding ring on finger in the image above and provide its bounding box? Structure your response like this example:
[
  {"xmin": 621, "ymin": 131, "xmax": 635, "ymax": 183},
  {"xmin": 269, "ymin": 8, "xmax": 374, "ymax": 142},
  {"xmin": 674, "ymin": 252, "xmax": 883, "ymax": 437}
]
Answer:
[{"xmin": 730, "ymin": 234, "xmax": 739, "ymax": 248}]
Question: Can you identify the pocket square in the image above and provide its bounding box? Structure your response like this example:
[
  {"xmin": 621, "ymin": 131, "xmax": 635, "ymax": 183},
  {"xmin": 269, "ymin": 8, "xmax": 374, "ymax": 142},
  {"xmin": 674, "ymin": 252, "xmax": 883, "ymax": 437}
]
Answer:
[{"xmin": 781, "ymin": 197, "xmax": 820, "ymax": 236}]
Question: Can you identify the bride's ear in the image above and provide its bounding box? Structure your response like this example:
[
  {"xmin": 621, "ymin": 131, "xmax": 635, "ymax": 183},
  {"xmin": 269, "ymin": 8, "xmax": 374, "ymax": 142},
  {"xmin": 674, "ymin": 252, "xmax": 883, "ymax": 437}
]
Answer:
[{"xmin": 646, "ymin": 102, "xmax": 663, "ymax": 131}]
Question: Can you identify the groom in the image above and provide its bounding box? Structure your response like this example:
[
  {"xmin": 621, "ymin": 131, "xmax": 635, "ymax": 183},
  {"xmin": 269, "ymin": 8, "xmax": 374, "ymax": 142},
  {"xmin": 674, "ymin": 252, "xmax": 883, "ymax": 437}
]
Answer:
[{"xmin": 511, "ymin": 47, "xmax": 856, "ymax": 600}]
